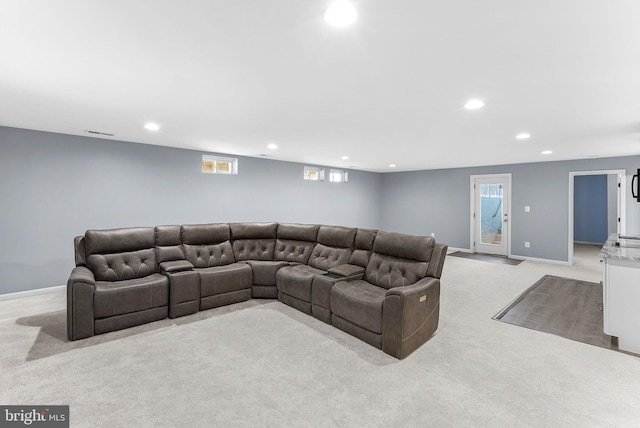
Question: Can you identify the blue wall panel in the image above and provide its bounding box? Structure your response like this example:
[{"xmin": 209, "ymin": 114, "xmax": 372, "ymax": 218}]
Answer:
[{"xmin": 574, "ymin": 175, "xmax": 608, "ymax": 244}]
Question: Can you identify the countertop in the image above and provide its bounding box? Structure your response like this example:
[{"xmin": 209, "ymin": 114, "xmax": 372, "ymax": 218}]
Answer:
[{"xmin": 601, "ymin": 233, "xmax": 640, "ymax": 262}]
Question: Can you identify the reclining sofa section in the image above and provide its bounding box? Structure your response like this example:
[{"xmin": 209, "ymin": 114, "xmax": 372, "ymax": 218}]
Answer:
[{"xmin": 67, "ymin": 222, "xmax": 447, "ymax": 359}]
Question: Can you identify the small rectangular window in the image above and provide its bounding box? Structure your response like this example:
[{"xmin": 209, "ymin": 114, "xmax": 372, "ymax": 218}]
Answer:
[
  {"xmin": 329, "ymin": 169, "xmax": 348, "ymax": 183},
  {"xmin": 202, "ymin": 155, "xmax": 238, "ymax": 175},
  {"xmin": 304, "ymin": 166, "xmax": 325, "ymax": 181}
]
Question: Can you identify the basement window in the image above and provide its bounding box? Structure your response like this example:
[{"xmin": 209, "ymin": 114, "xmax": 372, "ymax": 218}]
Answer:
[
  {"xmin": 202, "ymin": 155, "xmax": 238, "ymax": 175},
  {"xmin": 304, "ymin": 166, "xmax": 325, "ymax": 181},
  {"xmin": 329, "ymin": 169, "xmax": 348, "ymax": 183}
]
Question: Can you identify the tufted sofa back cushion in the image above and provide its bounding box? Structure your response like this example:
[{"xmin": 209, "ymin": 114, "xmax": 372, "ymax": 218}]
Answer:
[
  {"xmin": 364, "ymin": 231, "xmax": 435, "ymax": 289},
  {"xmin": 365, "ymin": 254, "xmax": 428, "ymax": 289},
  {"xmin": 274, "ymin": 240, "xmax": 315, "ymax": 264},
  {"xmin": 307, "ymin": 225, "xmax": 355, "ymax": 270},
  {"xmin": 85, "ymin": 227, "xmax": 157, "ymax": 281},
  {"xmin": 184, "ymin": 242, "xmax": 235, "ymax": 268},
  {"xmin": 181, "ymin": 223, "xmax": 235, "ymax": 268},
  {"xmin": 274, "ymin": 223, "xmax": 320, "ymax": 264},
  {"xmin": 230, "ymin": 223, "xmax": 277, "ymax": 261},
  {"xmin": 233, "ymin": 239, "xmax": 275, "ymax": 261},
  {"xmin": 155, "ymin": 225, "xmax": 185, "ymax": 263},
  {"xmin": 349, "ymin": 228, "xmax": 378, "ymax": 268},
  {"xmin": 88, "ymin": 250, "xmax": 157, "ymax": 281},
  {"xmin": 308, "ymin": 244, "xmax": 352, "ymax": 271}
]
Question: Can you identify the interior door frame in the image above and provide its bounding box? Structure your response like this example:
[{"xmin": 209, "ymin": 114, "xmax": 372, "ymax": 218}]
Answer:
[
  {"xmin": 469, "ymin": 173, "xmax": 512, "ymax": 256},
  {"xmin": 568, "ymin": 169, "xmax": 626, "ymax": 265}
]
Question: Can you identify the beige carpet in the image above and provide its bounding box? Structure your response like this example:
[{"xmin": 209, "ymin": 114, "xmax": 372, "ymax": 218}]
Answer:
[{"xmin": 2, "ymin": 251, "xmax": 640, "ymax": 427}]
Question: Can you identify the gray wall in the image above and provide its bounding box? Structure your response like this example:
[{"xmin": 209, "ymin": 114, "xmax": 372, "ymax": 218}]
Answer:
[
  {"xmin": 0, "ymin": 127, "xmax": 381, "ymax": 294},
  {"xmin": 379, "ymin": 157, "xmax": 640, "ymax": 262},
  {"xmin": 3, "ymin": 124, "xmax": 640, "ymax": 295}
]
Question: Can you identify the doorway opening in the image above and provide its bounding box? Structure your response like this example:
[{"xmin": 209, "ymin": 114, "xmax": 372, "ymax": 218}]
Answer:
[{"xmin": 568, "ymin": 170, "xmax": 626, "ymax": 266}]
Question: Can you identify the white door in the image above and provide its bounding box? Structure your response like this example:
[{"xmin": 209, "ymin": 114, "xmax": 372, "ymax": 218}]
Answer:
[{"xmin": 473, "ymin": 175, "xmax": 510, "ymax": 256}]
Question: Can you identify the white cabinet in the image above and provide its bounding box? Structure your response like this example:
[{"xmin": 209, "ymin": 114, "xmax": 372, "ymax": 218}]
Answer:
[{"xmin": 603, "ymin": 257, "xmax": 640, "ymax": 354}]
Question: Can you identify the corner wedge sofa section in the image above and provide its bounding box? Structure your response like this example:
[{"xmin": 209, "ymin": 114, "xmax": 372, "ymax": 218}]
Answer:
[
  {"xmin": 67, "ymin": 222, "xmax": 447, "ymax": 359},
  {"xmin": 276, "ymin": 225, "xmax": 366, "ymax": 323},
  {"xmin": 230, "ymin": 222, "xmax": 287, "ymax": 299}
]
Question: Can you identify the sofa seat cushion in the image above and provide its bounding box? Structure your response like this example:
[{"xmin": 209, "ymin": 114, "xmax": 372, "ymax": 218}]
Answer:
[
  {"xmin": 276, "ymin": 265, "xmax": 326, "ymax": 303},
  {"xmin": 331, "ymin": 280, "xmax": 386, "ymax": 335},
  {"xmin": 198, "ymin": 263, "xmax": 252, "ymax": 298},
  {"xmin": 94, "ymin": 273, "xmax": 169, "ymax": 319},
  {"xmin": 243, "ymin": 260, "xmax": 289, "ymax": 286}
]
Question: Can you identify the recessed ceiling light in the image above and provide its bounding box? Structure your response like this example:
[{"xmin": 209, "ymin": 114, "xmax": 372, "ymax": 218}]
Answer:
[
  {"xmin": 324, "ymin": 1, "xmax": 357, "ymax": 27},
  {"xmin": 341, "ymin": 156, "xmax": 349, "ymax": 160},
  {"xmin": 464, "ymin": 99, "xmax": 484, "ymax": 110},
  {"xmin": 389, "ymin": 164, "xmax": 396, "ymax": 168},
  {"xmin": 267, "ymin": 143, "xmax": 278, "ymax": 150},
  {"xmin": 542, "ymin": 150, "xmax": 553, "ymax": 155},
  {"xmin": 516, "ymin": 133, "xmax": 531, "ymax": 140},
  {"xmin": 144, "ymin": 122, "xmax": 160, "ymax": 131}
]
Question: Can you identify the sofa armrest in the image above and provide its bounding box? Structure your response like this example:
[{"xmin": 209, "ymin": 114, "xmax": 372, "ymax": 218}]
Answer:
[
  {"xmin": 159, "ymin": 260, "xmax": 194, "ymax": 274},
  {"xmin": 382, "ymin": 277, "xmax": 440, "ymax": 359},
  {"xmin": 328, "ymin": 264, "xmax": 365, "ymax": 278},
  {"xmin": 426, "ymin": 243, "xmax": 448, "ymax": 279},
  {"xmin": 67, "ymin": 266, "xmax": 96, "ymax": 341}
]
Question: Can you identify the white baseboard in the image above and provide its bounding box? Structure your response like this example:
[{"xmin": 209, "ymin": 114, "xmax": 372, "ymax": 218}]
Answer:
[
  {"xmin": 508, "ymin": 255, "xmax": 570, "ymax": 265},
  {"xmin": 448, "ymin": 247, "xmax": 570, "ymax": 265},
  {"xmin": 574, "ymin": 241, "xmax": 605, "ymax": 246},
  {"xmin": 447, "ymin": 247, "xmax": 471, "ymax": 254},
  {"xmin": 0, "ymin": 285, "xmax": 65, "ymax": 301}
]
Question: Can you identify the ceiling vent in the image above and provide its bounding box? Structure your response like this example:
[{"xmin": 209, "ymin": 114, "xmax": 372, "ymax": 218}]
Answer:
[{"xmin": 84, "ymin": 129, "xmax": 115, "ymax": 137}]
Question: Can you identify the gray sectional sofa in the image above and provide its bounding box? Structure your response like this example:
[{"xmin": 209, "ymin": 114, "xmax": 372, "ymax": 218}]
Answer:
[{"xmin": 67, "ymin": 222, "xmax": 447, "ymax": 359}]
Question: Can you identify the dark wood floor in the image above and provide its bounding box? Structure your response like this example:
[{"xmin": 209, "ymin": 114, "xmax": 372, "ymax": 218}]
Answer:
[{"xmin": 494, "ymin": 275, "xmax": 614, "ymax": 350}]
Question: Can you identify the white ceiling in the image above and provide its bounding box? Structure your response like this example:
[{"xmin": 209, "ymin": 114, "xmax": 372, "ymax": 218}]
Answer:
[{"xmin": 1, "ymin": 0, "xmax": 640, "ymax": 173}]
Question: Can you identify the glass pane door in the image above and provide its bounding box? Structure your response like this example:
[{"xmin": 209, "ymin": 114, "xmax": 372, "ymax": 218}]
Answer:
[{"xmin": 480, "ymin": 183, "xmax": 503, "ymax": 245}]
